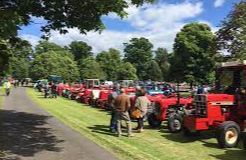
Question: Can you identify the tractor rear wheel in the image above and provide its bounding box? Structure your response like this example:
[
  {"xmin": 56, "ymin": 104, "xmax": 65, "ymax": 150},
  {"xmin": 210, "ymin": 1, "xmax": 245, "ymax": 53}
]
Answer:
[
  {"xmin": 148, "ymin": 113, "xmax": 162, "ymax": 128},
  {"xmin": 168, "ymin": 113, "xmax": 183, "ymax": 133},
  {"xmin": 216, "ymin": 121, "xmax": 240, "ymax": 148}
]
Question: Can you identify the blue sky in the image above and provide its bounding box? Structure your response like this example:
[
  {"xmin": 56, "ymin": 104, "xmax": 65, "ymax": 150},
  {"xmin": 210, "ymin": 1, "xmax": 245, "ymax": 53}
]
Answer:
[{"xmin": 19, "ymin": 0, "xmax": 241, "ymax": 53}]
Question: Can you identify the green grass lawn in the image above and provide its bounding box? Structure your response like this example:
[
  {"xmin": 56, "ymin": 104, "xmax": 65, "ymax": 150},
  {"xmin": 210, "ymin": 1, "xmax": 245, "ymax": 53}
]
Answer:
[{"xmin": 27, "ymin": 88, "xmax": 246, "ymax": 160}]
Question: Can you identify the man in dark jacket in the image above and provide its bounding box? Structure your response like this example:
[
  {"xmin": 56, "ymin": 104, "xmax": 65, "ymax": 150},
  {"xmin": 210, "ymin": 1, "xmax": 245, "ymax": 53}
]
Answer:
[
  {"xmin": 114, "ymin": 89, "xmax": 132, "ymax": 137},
  {"xmin": 108, "ymin": 85, "xmax": 120, "ymax": 133},
  {"xmin": 50, "ymin": 82, "xmax": 58, "ymax": 98}
]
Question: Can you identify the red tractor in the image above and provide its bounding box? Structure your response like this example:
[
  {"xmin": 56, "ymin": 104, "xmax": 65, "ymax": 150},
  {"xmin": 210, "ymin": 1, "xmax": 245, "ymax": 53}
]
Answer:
[
  {"xmin": 57, "ymin": 83, "xmax": 69, "ymax": 96},
  {"xmin": 95, "ymin": 89, "xmax": 113, "ymax": 109},
  {"xmin": 69, "ymin": 84, "xmax": 84, "ymax": 100},
  {"xmin": 79, "ymin": 89, "xmax": 92, "ymax": 104},
  {"xmin": 147, "ymin": 95, "xmax": 192, "ymax": 132},
  {"xmin": 77, "ymin": 79, "xmax": 101, "ymax": 104},
  {"xmin": 183, "ymin": 60, "xmax": 246, "ymax": 148}
]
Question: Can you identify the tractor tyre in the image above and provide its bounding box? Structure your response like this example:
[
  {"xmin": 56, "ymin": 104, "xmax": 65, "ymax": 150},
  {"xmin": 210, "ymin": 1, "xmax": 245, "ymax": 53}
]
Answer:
[
  {"xmin": 216, "ymin": 121, "xmax": 240, "ymax": 148},
  {"xmin": 147, "ymin": 113, "xmax": 162, "ymax": 128},
  {"xmin": 168, "ymin": 113, "xmax": 183, "ymax": 133}
]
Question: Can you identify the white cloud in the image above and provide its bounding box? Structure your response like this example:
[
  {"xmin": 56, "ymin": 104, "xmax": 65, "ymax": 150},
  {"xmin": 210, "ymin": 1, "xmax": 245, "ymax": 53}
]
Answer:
[
  {"xmin": 21, "ymin": 1, "xmax": 210, "ymax": 54},
  {"xmin": 214, "ymin": 0, "xmax": 226, "ymax": 8},
  {"xmin": 21, "ymin": 34, "xmax": 40, "ymax": 47}
]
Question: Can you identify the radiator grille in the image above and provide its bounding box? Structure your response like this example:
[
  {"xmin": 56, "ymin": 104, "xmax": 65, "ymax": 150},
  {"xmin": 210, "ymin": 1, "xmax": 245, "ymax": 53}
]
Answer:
[{"xmin": 194, "ymin": 94, "xmax": 207, "ymax": 116}]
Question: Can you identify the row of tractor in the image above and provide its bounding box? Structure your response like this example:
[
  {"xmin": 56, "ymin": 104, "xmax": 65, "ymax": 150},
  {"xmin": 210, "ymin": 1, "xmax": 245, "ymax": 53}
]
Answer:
[
  {"xmin": 55, "ymin": 79, "xmax": 191, "ymax": 131},
  {"xmin": 40, "ymin": 60, "xmax": 246, "ymax": 150}
]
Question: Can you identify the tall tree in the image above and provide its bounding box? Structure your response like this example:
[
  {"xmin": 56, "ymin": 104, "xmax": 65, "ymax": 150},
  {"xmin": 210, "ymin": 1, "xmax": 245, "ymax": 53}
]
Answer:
[
  {"xmin": 96, "ymin": 48, "xmax": 121, "ymax": 80},
  {"xmin": 0, "ymin": 38, "xmax": 32, "ymax": 76},
  {"xmin": 117, "ymin": 62, "xmax": 138, "ymax": 80},
  {"xmin": 30, "ymin": 51, "xmax": 79, "ymax": 81},
  {"xmin": 124, "ymin": 37, "xmax": 153, "ymax": 80},
  {"xmin": 35, "ymin": 41, "xmax": 65, "ymax": 55},
  {"xmin": 79, "ymin": 57, "xmax": 106, "ymax": 79},
  {"xmin": 9, "ymin": 57, "xmax": 29, "ymax": 79},
  {"xmin": 217, "ymin": 1, "xmax": 246, "ymax": 58},
  {"xmin": 154, "ymin": 48, "xmax": 170, "ymax": 80},
  {"xmin": 170, "ymin": 23, "xmax": 216, "ymax": 85},
  {"xmin": 69, "ymin": 41, "xmax": 93, "ymax": 61},
  {"xmin": 0, "ymin": 0, "xmax": 154, "ymax": 39},
  {"xmin": 146, "ymin": 60, "xmax": 162, "ymax": 81},
  {"xmin": 0, "ymin": 39, "xmax": 12, "ymax": 75},
  {"xmin": 9, "ymin": 39, "xmax": 32, "ymax": 79}
]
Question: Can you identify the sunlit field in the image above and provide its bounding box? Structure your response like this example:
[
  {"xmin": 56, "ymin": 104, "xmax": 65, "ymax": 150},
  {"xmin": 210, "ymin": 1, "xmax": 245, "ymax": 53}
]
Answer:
[{"xmin": 28, "ymin": 88, "xmax": 246, "ymax": 160}]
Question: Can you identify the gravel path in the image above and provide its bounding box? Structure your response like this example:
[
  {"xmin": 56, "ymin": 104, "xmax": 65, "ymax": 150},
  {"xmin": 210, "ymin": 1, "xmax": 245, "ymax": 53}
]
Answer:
[{"xmin": 0, "ymin": 87, "xmax": 118, "ymax": 160}]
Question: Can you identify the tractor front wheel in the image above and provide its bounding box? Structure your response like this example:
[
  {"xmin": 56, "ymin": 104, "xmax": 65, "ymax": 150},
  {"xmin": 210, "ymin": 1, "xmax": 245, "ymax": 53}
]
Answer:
[
  {"xmin": 147, "ymin": 113, "xmax": 162, "ymax": 128},
  {"xmin": 216, "ymin": 121, "xmax": 240, "ymax": 148},
  {"xmin": 168, "ymin": 113, "xmax": 183, "ymax": 133}
]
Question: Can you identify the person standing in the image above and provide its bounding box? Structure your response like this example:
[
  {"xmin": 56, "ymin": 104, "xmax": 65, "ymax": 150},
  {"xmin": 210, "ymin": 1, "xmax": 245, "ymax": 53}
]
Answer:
[
  {"xmin": 114, "ymin": 89, "xmax": 132, "ymax": 137},
  {"xmin": 134, "ymin": 88, "xmax": 151, "ymax": 132},
  {"xmin": 50, "ymin": 82, "xmax": 58, "ymax": 98},
  {"xmin": 108, "ymin": 85, "xmax": 120, "ymax": 133},
  {"xmin": 3, "ymin": 80, "xmax": 11, "ymax": 96}
]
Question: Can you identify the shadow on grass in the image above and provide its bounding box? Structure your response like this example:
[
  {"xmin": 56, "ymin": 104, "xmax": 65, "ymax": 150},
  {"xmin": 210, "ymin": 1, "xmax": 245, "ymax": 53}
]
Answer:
[
  {"xmin": 87, "ymin": 125, "xmax": 117, "ymax": 137},
  {"xmin": 209, "ymin": 149, "xmax": 246, "ymax": 160},
  {"xmin": 162, "ymin": 130, "xmax": 215, "ymax": 143},
  {"xmin": 0, "ymin": 110, "xmax": 64, "ymax": 159}
]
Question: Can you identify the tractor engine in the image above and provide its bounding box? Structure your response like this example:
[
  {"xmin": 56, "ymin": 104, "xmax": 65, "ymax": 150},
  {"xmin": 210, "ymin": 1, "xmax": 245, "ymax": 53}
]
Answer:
[
  {"xmin": 193, "ymin": 94, "xmax": 235, "ymax": 118},
  {"xmin": 193, "ymin": 94, "xmax": 207, "ymax": 117},
  {"xmin": 185, "ymin": 94, "xmax": 235, "ymax": 131}
]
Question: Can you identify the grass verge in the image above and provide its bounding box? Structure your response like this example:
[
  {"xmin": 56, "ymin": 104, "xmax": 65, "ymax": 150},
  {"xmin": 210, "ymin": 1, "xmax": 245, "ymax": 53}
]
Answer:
[
  {"xmin": 0, "ymin": 87, "xmax": 5, "ymax": 157},
  {"xmin": 27, "ymin": 88, "xmax": 246, "ymax": 160},
  {"xmin": 0, "ymin": 87, "xmax": 4, "ymax": 107}
]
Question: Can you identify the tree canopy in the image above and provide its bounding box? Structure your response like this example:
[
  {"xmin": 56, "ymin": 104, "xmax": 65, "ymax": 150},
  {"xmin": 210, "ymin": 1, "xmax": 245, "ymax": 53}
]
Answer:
[
  {"xmin": 170, "ymin": 23, "xmax": 216, "ymax": 85},
  {"xmin": 0, "ymin": 40, "xmax": 12, "ymax": 75},
  {"xmin": 0, "ymin": 38, "xmax": 32, "ymax": 76},
  {"xmin": 154, "ymin": 48, "xmax": 170, "ymax": 81},
  {"xmin": 69, "ymin": 41, "xmax": 93, "ymax": 61},
  {"xmin": 117, "ymin": 62, "xmax": 138, "ymax": 80},
  {"xmin": 79, "ymin": 57, "xmax": 106, "ymax": 79},
  {"xmin": 124, "ymin": 37, "xmax": 153, "ymax": 80},
  {"xmin": 217, "ymin": 1, "xmax": 246, "ymax": 58},
  {"xmin": 9, "ymin": 57, "xmax": 29, "ymax": 79},
  {"xmin": 96, "ymin": 48, "xmax": 122, "ymax": 80},
  {"xmin": 0, "ymin": 0, "xmax": 154, "ymax": 39},
  {"xmin": 30, "ymin": 51, "xmax": 79, "ymax": 81},
  {"xmin": 146, "ymin": 60, "xmax": 162, "ymax": 81},
  {"xmin": 35, "ymin": 41, "xmax": 66, "ymax": 55}
]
